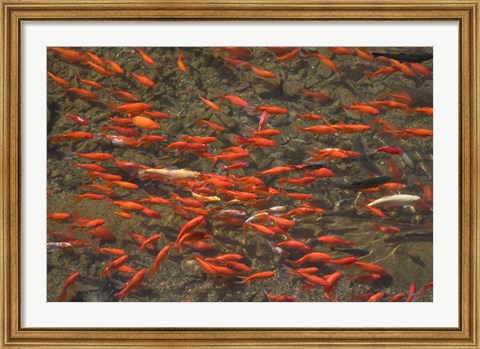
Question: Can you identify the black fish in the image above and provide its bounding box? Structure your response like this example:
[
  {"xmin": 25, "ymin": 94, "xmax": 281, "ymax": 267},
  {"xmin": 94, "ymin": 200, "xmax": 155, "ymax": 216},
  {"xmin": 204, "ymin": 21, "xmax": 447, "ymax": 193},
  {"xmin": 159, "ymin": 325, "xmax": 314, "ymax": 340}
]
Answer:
[
  {"xmin": 343, "ymin": 176, "xmax": 393, "ymax": 190},
  {"xmin": 372, "ymin": 52, "xmax": 433, "ymax": 63},
  {"xmin": 335, "ymin": 247, "xmax": 370, "ymax": 257},
  {"xmin": 352, "ymin": 135, "xmax": 383, "ymax": 176}
]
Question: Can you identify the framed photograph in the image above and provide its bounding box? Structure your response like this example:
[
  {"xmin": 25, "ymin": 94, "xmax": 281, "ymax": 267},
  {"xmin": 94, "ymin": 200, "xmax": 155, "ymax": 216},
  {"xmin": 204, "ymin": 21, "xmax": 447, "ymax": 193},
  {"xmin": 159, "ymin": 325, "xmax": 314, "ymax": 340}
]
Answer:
[{"xmin": 1, "ymin": 0, "xmax": 478, "ymax": 348}]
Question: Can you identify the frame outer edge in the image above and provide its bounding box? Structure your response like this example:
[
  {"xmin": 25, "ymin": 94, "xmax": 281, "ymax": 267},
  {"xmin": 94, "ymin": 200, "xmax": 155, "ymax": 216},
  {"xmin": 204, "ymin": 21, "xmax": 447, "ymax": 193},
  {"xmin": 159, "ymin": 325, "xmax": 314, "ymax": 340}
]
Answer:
[
  {"xmin": 1, "ymin": 1, "xmax": 479, "ymax": 348},
  {"xmin": 472, "ymin": 0, "xmax": 479, "ymax": 347},
  {"xmin": 1, "ymin": 1, "xmax": 6, "ymax": 345}
]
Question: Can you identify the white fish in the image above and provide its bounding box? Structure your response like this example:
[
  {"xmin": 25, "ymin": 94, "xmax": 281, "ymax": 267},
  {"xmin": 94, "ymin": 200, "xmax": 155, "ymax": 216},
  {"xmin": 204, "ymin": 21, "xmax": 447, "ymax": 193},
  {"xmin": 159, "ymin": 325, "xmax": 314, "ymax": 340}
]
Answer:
[
  {"xmin": 138, "ymin": 168, "xmax": 200, "ymax": 180},
  {"xmin": 262, "ymin": 206, "xmax": 288, "ymax": 213},
  {"xmin": 367, "ymin": 194, "xmax": 420, "ymax": 208},
  {"xmin": 47, "ymin": 242, "xmax": 72, "ymax": 252},
  {"xmin": 245, "ymin": 212, "xmax": 269, "ymax": 224}
]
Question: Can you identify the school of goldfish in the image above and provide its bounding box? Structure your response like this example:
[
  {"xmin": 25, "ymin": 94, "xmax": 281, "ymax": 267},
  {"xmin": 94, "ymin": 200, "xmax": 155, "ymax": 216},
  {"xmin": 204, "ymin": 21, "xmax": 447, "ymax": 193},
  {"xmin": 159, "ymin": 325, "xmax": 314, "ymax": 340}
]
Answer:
[{"xmin": 47, "ymin": 47, "xmax": 433, "ymax": 302}]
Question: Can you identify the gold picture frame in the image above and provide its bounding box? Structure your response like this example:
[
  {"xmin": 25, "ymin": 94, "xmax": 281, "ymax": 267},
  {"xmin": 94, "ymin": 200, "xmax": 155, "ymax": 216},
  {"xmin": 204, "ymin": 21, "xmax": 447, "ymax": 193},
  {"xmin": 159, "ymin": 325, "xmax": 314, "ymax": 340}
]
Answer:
[{"xmin": 1, "ymin": 0, "xmax": 478, "ymax": 347}]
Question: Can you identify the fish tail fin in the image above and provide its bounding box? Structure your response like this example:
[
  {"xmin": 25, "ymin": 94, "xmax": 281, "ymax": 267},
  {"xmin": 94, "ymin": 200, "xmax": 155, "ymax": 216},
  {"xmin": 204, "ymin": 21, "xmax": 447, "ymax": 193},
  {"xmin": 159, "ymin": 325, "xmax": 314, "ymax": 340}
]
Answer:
[
  {"xmin": 235, "ymin": 276, "xmax": 249, "ymax": 284},
  {"xmin": 69, "ymin": 210, "xmax": 82, "ymax": 223},
  {"xmin": 106, "ymin": 100, "xmax": 118, "ymax": 111},
  {"xmin": 56, "ymin": 288, "xmax": 67, "ymax": 302},
  {"xmin": 114, "ymin": 291, "xmax": 126, "ymax": 301},
  {"xmin": 145, "ymin": 266, "xmax": 156, "ymax": 277},
  {"xmin": 244, "ymin": 127, "xmax": 255, "ymax": 136},
  {"xmin": 321, "ymin": 116, "xmax": 333, "ymax": 127},
  {"xmin": 295, "ymin": 124, "xmax": 304, "ymax": 132},
  {"xmin": 286, "ymin": 259, "xmax": 298, "ymax": 267},
  {"xmin": 51, "ymin": 135, "xmax": 63, "ymax": 144},
  {"xmin": 282, "ymin": 265, "xmax": 296, "ymax": 275},
  {"xmin": 208, "ymin": 155, "xmax": 218, "ymax": 165},
  {"xmin": 74, "ymin": 195, "xmax": 84, "ymax": 202},
  {"xmin": 370, "ymin": 222, "xmax": 380, "ymax": 230}
]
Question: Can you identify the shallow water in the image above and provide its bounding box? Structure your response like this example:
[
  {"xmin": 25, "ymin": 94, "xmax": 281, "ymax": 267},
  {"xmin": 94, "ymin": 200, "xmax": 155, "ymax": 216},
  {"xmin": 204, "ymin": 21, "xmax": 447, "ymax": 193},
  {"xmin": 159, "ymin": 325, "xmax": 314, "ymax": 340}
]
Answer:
[{"xmin": 47, "ymin": 47, "xmax": 433, "ymax": 302}]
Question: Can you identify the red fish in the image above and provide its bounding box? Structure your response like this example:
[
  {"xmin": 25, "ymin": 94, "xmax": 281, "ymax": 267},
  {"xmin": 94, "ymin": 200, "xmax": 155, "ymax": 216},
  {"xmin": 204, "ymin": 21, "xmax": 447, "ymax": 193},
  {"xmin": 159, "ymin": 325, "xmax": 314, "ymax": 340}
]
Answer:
[
  {"xmin": 370, "ymin": 222, "xmax": 401, "ymax": 234},
  {"xmin": 49, "ymin": 48, "xmax": 87, "ymax": 64},
  {"xmin": 86, "ymin": 61, "xmax": 114, "ymax": 76},
  {"xmin": 48, "ymin": 72, "xmax": 70, "ymax": 87},
  {"xmin": 84, "ymin": 51, "xmax": 104, "ymax": 65},
  {"xmin": 264, "ymin": 291, "xmax": 295, "ymax": 302},
  {"xmin": 63, "ymin": 113, "xmax": 90, "ymax": 126},
  {"xmin": 104, "ymin": 60, "xmax": 125, "ymax": 74},
  {"xmin": 376, "ymin": 147, "xmax": 404, "ymax": 155},
  {"xmin": 56, "ymin": 271, "xmax": 80, "ymax": 301},
  {"xmin": 86, "ymin": 226, "xmax": 116, "ymax": 242},
  {"xmin": 223, "ymin": 162, "xmax": 247, "ymax": 170},
  {"xmin": 47, "ymin": 213, "xmax": 71, "ymax": 222},
  {"xmin": 287, "ymin": 252, "xmax": 332, "ymax": 267},
  {"xmin": 275, "ymin": 48, "xmax": 300, "ymax": 61},
  {"xmin": 110, "ymin": 102, "xmax": 152, "ymax": 116},
  {"xmin": 132, "ymin": 116, "xmax": 160, "ymax": 130},
  {"xmin": 140, "ymin": 234, "xmax": 161, "ymax": 252},
  {"xmin": 365, "ymin": 66, "xmax": 399, "ymax": 78},
  {"xmin": 276, "ymin": 176, "xmax": 316, "ymax": 186},
  {"xmin": 231, "ymin": 135, "xmax": 276, "ymax": 148},
  {"xmin": 408, "ymin": 107, "xmax": 433, "ymax": 116},
  {"xmin": 196, "ymin": 120, "xmax": 225, "ymax": 131},
  {"xmin": 250, "ymin": 66, "xmax": 277, "ymax": 79},
  {"xmin": 94, "ymin": 248, "xmax": 127, "ymax": 256},
  {"xmin": 253, "ymin": 105, "xmax": 288, "ymax": 115},
  {"xmin": 76, "ymin": 152, "xmax": 113, "ymax": 162},
  {"xmin": 306, "ymin": 52, "xmax": 339, "ymax": 73},
  {"xmin": 131, "ymin": 73, "xmax": 155, "ymax": 87},
  {"xmin": 317, "ymin": 236, "xmax": 355, "ymax": 248},
  {"xmin": 327, "ymin": 257, "xmax": 358, "ymax": 266},
  {"xmin": 199, "ymin": 96, "xmax": 220, "ymax": 111},
  {"xmin": 367, "ymin": 292, "xmax": 384, "ymax": 302},
  {"xmin": 65, "ymin": 87, "xmax": 98, "ymax": 100},
  {"xmin": 114, "ymin": 269, "xmax": 146, "ymax": 301},
  {"xmin": 146, "ymin": 245, "xmax": 171, "ymax": 276},
  {"xmin": 215, "ymin": 47, "xmax": 251, "ymax": 57},
  {"xmin": 273, "ymin": 240, "xmax": 311, "ymax": 253},
  {"xmin": 128, "ymin": 232, "xmax": 155, "ymax": 250},
  {"xmin": 330, "ymin": 47, "xmax": 353, "ymax": 55},
  {"xmin": 136, "ymin": 48, "xmax": 154, "ymax": 64},
  {"xmin": 177, "ymin": 48, "xmax": 187, "ymax": 72},
  {"xmin": 300, "ymin": 89, "xmax": 331, "ymax": 103},
  {"xmin": 219, "ymin": 95, "xmax": 251, "ymax": 108},
  {"xmin": 358, "ymin": 205, "xmax": 386, "ymax": 219},
  {"xmin": 75, "ymin": 193, "xmax": 105, "ymax": 202},
  {"xmin": 101, "ymin": 126, "xmax": 140, "ymax": 137},
  {"xmin": 296, "ymin": 124, "xmax": 336, "ymax": 135},
  {"xmin": 354, "ymin": 261, "xmax": 390, "ymax": 277},
  {"xmin": 237, "ymin": 271, "xmax": 275, "ymax": 284},
  {"xmin": 344, "ymin": 104, "xmax": 380, "ymax": 115},
  {"xmin": 353, "ymin": 48, "xmax": 374, "ymax": 61}
]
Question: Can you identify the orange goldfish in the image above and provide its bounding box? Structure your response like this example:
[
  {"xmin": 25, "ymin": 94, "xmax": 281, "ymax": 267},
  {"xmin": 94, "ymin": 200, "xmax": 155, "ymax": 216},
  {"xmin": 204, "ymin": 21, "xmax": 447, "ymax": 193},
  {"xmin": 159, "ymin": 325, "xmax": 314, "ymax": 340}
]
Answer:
[
  {"xmin": 131, "ymin": 73, "xmax": 156, "ymax": 87},
  {"xmin": 56, "ymin": 271, "xmax": 80, "ymax": 301},
  {"xmin": 136, "ymin": 48, "xmax": 154, "ymax": 64},
  {"xmin": 177, "ymin": 48, "xmax": 187, "ymax": 72},
  {"xmin": 114, "ymin": 269, "xmax": 145, "ymax": 301},
  {"xmin": 237, "ymin": 271, "xmax": 275, "ymax": 284}
]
